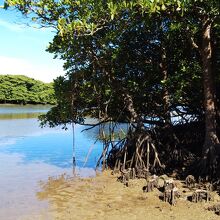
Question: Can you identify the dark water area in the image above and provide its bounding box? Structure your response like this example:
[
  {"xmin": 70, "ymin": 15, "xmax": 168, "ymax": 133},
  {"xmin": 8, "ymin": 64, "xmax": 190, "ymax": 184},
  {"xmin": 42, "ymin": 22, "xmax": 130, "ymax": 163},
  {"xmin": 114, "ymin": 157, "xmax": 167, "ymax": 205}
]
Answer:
[{"xmin": 0, "ymin": 104, "xmax": 103, "ymax": 219}]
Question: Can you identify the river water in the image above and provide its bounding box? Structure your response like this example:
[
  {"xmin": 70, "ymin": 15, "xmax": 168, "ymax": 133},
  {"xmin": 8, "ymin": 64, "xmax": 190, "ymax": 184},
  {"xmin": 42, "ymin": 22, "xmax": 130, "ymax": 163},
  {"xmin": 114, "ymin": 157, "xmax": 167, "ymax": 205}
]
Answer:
[{"xmin": 0, "ymin": 104, "xmax": 103, "ymax": 219}]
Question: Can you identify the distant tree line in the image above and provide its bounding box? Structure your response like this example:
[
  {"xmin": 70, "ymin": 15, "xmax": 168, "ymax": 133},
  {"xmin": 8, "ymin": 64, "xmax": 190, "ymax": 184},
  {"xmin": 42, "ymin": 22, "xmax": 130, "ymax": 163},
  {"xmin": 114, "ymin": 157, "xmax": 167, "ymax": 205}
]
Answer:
[{"xmin": 0, "ymin": 75, "xmax": 56, "ymax": 105}]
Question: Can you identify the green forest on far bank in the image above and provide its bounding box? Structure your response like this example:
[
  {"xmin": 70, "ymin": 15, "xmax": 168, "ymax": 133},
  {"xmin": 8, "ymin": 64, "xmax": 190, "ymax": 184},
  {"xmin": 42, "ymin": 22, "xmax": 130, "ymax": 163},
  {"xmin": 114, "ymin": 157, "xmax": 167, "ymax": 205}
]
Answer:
[{"xmin": 0, "ymin": 75, "xmax": 56, "ymax": 105}]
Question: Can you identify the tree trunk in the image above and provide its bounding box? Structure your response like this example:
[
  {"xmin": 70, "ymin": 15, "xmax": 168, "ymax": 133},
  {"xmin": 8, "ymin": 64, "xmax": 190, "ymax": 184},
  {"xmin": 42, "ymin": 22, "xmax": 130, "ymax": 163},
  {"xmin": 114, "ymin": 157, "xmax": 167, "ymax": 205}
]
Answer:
[
  {"xmin": 201, "ymin": 17, "xmax": 219, "ymax": 173},
  {"xmin": 123, "ymin": 92, "xmax": 144, "ymax": 130}
]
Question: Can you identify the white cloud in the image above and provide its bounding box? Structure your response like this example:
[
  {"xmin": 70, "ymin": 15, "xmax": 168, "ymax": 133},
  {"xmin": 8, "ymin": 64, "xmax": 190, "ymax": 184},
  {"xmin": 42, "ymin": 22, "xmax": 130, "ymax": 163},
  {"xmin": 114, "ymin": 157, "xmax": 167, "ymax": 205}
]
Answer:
[
  {"xmin": 0, "ymin": 19, "xmax": 24, "ymax": 32},
  {"xmin": 0, "ymin": 18, "xmax": 55, "ymax": 33},
  {"xmin": 0, "ymin": 56, "xmax": 65, "ymax": 82}
]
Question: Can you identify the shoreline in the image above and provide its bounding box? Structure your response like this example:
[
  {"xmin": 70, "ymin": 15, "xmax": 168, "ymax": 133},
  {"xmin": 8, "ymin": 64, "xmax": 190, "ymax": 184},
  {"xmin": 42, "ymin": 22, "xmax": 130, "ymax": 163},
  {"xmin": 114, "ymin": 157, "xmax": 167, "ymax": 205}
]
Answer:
[{"xmin": 31, "ymin": 171, "xmax": 220, "ymax": 220}]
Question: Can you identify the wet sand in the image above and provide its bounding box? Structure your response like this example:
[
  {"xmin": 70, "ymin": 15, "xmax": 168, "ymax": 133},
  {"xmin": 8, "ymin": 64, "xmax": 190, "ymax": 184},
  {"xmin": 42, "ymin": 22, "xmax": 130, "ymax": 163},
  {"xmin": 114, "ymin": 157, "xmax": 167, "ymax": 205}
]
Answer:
[{"xmin": 28, "ymin": 171, "xmax": 220, "ymax": 220}]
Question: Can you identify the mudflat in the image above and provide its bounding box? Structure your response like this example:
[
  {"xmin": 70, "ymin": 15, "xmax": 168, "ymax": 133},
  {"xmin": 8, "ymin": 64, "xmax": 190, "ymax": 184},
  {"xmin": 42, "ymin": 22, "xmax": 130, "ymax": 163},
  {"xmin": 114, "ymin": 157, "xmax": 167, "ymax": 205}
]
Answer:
[{"xmin": 29, "ymin": 171, "xmax": 220, "ymax": 220}]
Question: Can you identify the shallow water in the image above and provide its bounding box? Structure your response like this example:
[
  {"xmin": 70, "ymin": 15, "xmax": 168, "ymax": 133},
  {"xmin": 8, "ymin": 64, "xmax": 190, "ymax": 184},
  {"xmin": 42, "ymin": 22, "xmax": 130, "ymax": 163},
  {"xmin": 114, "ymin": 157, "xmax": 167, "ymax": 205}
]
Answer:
[{"xmin": 0, "ymin": 104, "xmax": 102, "ymax": 219}]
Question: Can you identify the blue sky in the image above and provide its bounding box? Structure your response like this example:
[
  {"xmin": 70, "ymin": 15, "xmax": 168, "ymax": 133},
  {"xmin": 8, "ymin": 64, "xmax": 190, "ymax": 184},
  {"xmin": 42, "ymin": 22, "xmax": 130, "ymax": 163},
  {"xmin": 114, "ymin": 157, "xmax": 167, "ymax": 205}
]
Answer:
[{"xmin": 0, "ymin": 1, "xmax": 64, "ymax": 82}]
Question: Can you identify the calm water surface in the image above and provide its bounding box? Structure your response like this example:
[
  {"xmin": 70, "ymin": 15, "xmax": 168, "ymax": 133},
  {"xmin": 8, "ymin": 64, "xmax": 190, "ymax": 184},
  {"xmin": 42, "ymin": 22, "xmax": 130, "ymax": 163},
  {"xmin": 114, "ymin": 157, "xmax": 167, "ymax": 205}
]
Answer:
[{"xmin": 0, "ymin": 104, "xmax": 102, "ymax": 219}]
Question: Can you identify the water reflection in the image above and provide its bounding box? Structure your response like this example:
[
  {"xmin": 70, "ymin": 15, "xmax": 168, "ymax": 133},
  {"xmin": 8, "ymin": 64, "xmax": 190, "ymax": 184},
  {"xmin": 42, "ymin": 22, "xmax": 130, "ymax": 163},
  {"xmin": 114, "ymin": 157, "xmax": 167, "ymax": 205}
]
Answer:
[
  {"xmin": 0, "ymin": 104, "xmax": 51, "ymax": 120},
  {"xmin": 0, "ymin": 112, "xmax": 43, "ymax": 120},
  {"xmin": 0, "ymin": 152, "xmax": 96, "ymax": 220},
  {"xmin": 0, "ymin": 104, "xmax": 51, "ymax": 114},
  {"xmin": 0, "ymin": 119, "xmax": 102, "ymax": 168},
  {"xmin": 0, "ymin": 104, "xmax": 102, "ymax": 219},
  {"xmin": 0, "ymin": 118, "xmax": 57, "ymax": 137}
]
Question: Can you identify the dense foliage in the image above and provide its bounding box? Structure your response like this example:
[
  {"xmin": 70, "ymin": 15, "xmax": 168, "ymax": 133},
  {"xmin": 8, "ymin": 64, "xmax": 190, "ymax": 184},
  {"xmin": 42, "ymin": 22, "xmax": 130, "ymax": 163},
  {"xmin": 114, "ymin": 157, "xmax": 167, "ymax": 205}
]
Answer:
[
  {"xmin": 4, "ymin": 0, "xmax": 220, "ymax": 178},
  {"xmin": 0, "ymin": 75, "xmax": 56, "ymax": 104}
]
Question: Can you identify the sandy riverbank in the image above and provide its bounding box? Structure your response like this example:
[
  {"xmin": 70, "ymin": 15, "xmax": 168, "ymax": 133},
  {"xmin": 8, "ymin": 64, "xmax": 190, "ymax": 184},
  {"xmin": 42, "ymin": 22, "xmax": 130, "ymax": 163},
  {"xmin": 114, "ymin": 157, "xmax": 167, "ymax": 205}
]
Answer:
[{"xmin": 26, "ymin": 171, "xmax": 220, "ymax": 220}]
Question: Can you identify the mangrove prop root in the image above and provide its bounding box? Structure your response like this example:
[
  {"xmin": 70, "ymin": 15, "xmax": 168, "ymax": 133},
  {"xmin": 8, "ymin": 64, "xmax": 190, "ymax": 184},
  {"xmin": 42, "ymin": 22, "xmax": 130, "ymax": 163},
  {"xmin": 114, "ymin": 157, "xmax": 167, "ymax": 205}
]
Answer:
[
  {"xmin": 104, "ymin": 131, "xmax": 163, "ymax": 175},
  {"xmin": 185, "ymin": 175, "xmax": 196, "ymax": 189},
  {"xmin": 208, "ymin": 204, "xmax": 220, "ymax": 215},
  {"xmin": 163, "ymin": 188, "xmax": 179, "ymax": 206},
  {"xmin": 143, "ymin": 176, "xmax": 158, "ymax": 192},
  {"xmin": 163, "ymin": 181, "xmax": 180, "ymax": 205},
  {"xmin": 192, "ymin": 189, "xmax": 211, "ymax": 202},
  {"xmin": 120, "ymin": 168, "xmax": 137, "ymax": 185}
]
